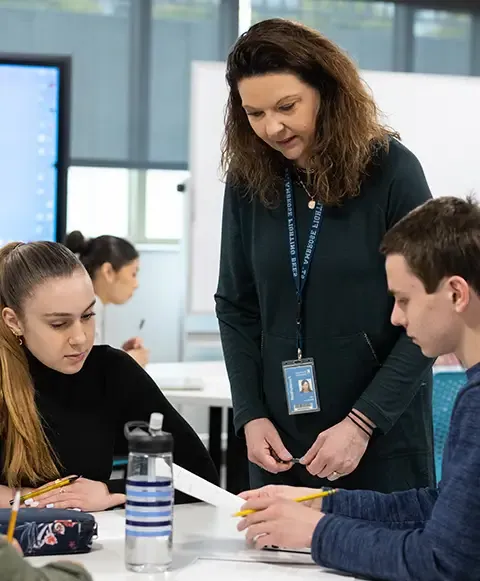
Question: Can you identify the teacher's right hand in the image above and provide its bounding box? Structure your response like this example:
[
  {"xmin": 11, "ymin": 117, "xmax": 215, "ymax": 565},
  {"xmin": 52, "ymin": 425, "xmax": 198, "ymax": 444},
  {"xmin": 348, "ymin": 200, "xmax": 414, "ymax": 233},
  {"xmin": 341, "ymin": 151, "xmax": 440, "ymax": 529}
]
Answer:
[{"xmin": 244, "ymin": 418, "xmax": 293, "ymax": 473}]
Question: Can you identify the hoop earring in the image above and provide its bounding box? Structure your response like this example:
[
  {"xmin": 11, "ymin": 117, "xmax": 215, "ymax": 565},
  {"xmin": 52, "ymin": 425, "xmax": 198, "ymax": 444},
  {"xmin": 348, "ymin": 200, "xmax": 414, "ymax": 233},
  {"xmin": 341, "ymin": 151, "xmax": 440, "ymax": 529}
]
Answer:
[{"xmin": 17, "ymin": 336, "xmax": 23, "ymax": 346}]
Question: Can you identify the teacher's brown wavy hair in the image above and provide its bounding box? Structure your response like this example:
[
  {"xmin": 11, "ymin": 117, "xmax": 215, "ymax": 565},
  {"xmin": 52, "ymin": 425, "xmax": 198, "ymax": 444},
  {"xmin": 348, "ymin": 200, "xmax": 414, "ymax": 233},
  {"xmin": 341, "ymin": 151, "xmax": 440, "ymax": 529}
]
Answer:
[
  {"xmin": 221, "ymin": 18, "xmax": 398, "ymax": 207},
  {"xmin": 0, "ymin": 242, "xmax": 81, "ymax": 487}
]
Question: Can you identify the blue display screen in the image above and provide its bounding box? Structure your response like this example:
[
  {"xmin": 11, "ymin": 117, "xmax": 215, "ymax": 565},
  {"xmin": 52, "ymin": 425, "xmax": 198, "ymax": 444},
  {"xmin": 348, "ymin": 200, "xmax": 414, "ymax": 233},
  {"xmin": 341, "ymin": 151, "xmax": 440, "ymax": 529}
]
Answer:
[{"xmin": 0, "ymin": 63, "xmax": 61, "ymax": 243}]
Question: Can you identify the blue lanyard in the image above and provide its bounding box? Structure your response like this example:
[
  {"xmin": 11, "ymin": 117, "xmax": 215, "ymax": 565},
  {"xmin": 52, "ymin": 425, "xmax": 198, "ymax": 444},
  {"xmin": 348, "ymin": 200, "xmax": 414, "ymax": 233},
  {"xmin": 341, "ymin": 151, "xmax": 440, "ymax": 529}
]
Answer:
[{"xmin": 285, "ymin": 168, "xmax": 324, "ymax": 360}]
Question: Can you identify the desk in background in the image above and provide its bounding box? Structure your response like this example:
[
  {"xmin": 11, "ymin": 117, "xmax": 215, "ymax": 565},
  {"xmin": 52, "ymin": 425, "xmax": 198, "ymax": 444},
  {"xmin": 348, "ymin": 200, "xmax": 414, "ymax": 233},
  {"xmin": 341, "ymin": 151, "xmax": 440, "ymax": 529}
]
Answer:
[
  {"xmin": 146, "ymin": 361, "xmax": 249, "ymax": 494},
  {"xmin": 27, "ymin": 505, "xmax": 355, "ymax": 580}
]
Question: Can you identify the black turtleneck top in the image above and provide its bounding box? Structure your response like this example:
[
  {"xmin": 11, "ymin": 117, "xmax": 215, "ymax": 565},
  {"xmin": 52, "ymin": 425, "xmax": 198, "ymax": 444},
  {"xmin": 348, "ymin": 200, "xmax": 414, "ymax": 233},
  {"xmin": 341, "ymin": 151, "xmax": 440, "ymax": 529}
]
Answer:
[{"xmin": 0, "ymin": 346, "xmax": 218, "ymax": 504}]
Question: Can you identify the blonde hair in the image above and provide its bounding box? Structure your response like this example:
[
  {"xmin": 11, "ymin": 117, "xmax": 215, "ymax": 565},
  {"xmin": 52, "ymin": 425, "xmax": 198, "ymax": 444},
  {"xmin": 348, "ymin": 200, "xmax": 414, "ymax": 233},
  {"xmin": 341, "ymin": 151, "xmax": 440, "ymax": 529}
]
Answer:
[{"xmin": 0, "ymin": 241, "xmax": 83, "ymax": 487}]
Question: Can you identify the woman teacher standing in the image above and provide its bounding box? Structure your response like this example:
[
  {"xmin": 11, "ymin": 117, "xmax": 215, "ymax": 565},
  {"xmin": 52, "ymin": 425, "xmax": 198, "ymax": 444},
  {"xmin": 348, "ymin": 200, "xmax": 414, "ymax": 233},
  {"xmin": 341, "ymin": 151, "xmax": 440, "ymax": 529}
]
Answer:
[{"xmin": 215, "ymin": 19, "xmax": 435, "ymax": 492}]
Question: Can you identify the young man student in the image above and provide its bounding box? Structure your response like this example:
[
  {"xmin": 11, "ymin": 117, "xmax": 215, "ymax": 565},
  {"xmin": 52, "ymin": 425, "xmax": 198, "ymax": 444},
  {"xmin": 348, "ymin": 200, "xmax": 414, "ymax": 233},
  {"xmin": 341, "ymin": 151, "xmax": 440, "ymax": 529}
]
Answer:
[
  {"xmin": 0, "ymin": 536, "xmax": 92, "ymax": 581},
  {"xmin": 237, "ymin": 196, "xmax": 480, "ymax": 581}
]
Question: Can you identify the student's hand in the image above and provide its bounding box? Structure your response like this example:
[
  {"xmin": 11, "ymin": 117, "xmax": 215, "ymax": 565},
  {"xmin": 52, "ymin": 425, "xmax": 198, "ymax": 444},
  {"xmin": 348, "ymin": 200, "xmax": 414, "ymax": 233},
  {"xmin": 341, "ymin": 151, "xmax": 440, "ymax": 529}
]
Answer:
[
  {"xmin": 122, "ymin": 336, "xmax": 144, "ymax": 351},
  {"xmin": 239, "ymin": 485, "xmax": 324, "ymax": 510},
  {"xmin": 11, "ymin": 538, "xmax": 22, "ymax": 555},
  {"xmin": 31, "ymin": 478, "xmax": 125, "ymax": 512},
  {"xmin": 0, "ymin": 535, "xmax": 23, "ymax": 555},
  {"xmin": 126, "ymin": 346, "xmax": 150, "ymax": 367},
  {"xmin": 244, "ymin": 418, "xmax": 293, "ymax": 474},
  {"xmin": 301, "ymin": 417, "xmax": 369, "ymax": 480},
  {"xmin": 237, "ymin": 496, "xmax": 324, "ymax": 549}
]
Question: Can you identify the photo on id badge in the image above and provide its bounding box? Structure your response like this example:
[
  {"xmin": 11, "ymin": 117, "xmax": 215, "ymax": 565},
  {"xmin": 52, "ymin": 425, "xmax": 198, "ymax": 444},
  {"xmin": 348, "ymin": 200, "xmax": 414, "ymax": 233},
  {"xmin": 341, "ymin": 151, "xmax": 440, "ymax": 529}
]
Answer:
[{"xmin": 282, "ymin": 358, "xmax": 319, "ymax": 415}]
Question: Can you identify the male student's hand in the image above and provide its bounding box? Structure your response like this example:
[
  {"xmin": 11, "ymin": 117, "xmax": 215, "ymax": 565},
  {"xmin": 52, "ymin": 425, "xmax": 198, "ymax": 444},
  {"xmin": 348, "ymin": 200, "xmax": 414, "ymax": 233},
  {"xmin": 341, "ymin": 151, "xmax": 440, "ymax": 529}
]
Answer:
[
  {"xmin": 237, "ymin": 496, "xmax": 323, "ymax": 549},
  {"xmin": 31, "ymin": 478, "xmax": 125, "ymax": 512},
  {"xmin": 244, "ymin": 418, "xmax": 293, "ymax": 474},
  {"xmin": 239, "ymin": 485, "xmax": 324, "ymax": 510}
]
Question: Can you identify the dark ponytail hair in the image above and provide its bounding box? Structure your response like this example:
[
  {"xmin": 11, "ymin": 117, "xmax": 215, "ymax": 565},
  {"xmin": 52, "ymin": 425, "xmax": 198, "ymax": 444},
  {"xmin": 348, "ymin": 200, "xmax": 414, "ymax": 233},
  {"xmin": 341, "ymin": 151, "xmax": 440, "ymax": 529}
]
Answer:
[{"xmin": 65, "ymin": 231, "xmax": 139, "ymax": 279}]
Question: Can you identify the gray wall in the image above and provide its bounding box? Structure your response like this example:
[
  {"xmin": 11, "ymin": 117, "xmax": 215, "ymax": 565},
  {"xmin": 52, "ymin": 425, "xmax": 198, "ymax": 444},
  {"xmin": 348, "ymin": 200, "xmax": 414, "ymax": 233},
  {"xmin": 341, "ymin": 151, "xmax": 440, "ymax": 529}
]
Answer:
[{"xmin": 103, "ymin": 245, "xmax": 183, "ymax": 362}]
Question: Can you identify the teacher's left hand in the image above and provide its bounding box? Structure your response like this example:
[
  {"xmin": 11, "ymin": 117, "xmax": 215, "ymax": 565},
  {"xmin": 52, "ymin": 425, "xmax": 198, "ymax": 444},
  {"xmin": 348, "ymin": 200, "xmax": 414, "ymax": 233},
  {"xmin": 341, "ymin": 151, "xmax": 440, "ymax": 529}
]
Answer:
[
  {"xmin": 301, "ymin": 417, "xmax": 370, "ymax": 480},
  {"xmin": 237, "ymin": 497, "xmax": 324, "ymax": 549},
  {"xmin": 31, "ymin": 478, "xmax": 125, "ymax": 512}
]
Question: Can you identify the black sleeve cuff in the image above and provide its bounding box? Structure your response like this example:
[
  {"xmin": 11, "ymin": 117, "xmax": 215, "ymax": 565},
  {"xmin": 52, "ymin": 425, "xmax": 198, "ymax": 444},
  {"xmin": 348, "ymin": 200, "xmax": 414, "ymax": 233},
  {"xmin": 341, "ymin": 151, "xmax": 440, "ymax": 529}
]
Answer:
[{"xmin": 106, "ymin": 478, "xmax": 126, "ymax": 495}]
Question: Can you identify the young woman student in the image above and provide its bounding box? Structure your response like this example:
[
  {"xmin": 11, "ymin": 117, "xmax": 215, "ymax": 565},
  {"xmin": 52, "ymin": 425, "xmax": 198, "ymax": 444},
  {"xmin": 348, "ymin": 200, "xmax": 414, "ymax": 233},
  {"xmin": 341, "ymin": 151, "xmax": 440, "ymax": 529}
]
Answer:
[
  {"xmin": 65, "ymin": 230, "xmax": 149, "ymax": 367},
  {"xmin": 0, "ymin": 241, "xmax": 217, "ymax": 510}
]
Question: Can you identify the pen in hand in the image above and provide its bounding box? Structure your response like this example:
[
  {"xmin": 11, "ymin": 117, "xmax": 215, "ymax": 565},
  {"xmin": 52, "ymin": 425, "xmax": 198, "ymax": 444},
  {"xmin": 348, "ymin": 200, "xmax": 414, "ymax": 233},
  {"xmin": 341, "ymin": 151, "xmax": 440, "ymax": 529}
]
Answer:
[
  {"xmin": 10, "ymin": 475, "xmax": 81, "ymax": 506},
  {"xmin": 232, "ymin": 489, "xmax": 338, "ymax": 518},
  {"xmin": 7, "ymin": 491, "xmax": 20, "ymax": 543}
]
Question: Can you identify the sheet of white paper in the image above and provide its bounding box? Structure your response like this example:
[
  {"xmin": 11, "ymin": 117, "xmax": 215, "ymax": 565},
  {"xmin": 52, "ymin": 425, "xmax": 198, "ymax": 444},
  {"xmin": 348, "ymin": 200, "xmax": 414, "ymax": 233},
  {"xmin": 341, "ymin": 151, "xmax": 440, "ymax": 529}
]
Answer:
[
  {"xmin": 171, "ymin": 558, "xmax": 348, "ymax": 580},
  {"xmin": 172, "ymin": 463, "xmax": 244, "ymax": 512},
  {"xmin": 155, "ymin": 459, "xmax": 243, "ymax": 511}
]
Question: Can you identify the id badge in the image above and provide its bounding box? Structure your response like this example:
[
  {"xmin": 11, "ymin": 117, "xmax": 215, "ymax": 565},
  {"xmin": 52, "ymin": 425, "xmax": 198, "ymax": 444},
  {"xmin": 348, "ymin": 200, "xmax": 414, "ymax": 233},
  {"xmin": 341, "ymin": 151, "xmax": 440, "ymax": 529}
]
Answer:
[{"xmin": 282, "ymin": 358, "xmax": 320, "ymax": 415}]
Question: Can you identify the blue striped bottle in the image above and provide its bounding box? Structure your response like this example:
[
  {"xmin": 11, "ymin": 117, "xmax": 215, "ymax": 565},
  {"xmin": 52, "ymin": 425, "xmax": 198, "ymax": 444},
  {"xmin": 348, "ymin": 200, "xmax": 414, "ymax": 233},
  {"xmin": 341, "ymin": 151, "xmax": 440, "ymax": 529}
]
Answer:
[{"xmin": 124, "ymin": 420, "xmax": 174, "ymax": 573}]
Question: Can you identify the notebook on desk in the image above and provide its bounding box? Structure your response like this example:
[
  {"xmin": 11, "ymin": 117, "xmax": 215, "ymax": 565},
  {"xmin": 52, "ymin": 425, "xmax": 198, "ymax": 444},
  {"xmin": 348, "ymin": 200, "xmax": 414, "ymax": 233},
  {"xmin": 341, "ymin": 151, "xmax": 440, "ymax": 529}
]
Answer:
[
  {"xmin": 156, "ymin": 377, "xmax": 204, "ymax": 391},
  {"xmin": 172, "ymin": 558, "xmax": 346, "ymax": 580}
]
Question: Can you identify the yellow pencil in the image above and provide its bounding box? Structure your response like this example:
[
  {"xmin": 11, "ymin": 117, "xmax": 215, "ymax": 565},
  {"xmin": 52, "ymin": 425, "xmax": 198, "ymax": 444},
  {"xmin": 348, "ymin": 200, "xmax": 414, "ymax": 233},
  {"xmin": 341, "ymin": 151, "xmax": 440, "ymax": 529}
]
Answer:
[
  {"xmin": 9, "ymin": 475, "xmax": 81, "ymax": 506},
  {"xmin": 233, "ymin": 488, "xmax": 338, "ymax": 517},
  {"xmin": 7, "ymin": 491, "xmax": 20, "ymax": 543}
]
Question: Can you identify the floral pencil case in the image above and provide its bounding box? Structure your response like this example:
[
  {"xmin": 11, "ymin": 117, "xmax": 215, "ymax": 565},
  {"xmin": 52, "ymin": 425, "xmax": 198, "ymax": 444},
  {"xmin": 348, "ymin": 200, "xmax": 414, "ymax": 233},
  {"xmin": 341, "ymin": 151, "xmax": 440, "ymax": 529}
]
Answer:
[{"xmin": 0, "ymin": 508, "xmax": 97, "ymax": 557}]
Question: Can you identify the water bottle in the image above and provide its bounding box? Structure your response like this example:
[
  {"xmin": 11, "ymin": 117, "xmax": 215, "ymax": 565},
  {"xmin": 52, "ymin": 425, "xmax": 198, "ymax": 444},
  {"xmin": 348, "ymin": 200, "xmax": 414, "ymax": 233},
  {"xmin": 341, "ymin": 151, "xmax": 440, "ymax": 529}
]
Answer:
[{"xmin": 124, "ymin": 413, "xmax": 174, "ymax": 573}]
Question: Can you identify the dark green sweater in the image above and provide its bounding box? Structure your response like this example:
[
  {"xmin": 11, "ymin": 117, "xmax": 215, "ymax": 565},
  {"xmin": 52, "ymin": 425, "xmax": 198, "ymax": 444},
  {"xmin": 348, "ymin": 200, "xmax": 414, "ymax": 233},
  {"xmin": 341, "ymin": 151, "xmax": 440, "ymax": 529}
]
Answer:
[
  {"xmin": 0, "ymin": 538, "xmax": 92, "ymax": 581},
  {"xmin": 215, "ymin": 139, "xmax": 435, "ymax": 492}
]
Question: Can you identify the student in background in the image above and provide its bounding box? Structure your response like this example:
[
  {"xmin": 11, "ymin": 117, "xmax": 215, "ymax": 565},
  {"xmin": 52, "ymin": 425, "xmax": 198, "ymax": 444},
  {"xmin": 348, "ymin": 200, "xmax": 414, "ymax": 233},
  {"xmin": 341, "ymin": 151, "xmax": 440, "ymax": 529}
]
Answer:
[
  {"xmin": 0, "ymin": 241, "xmax": 217, "ymax": 510},
  {"xmin": 65, "ymin": 231, "xmax": 149, "ymax": 367},
  {"xmin": 0, "ymin": 536, "xmax": 91, "ymax": 581},
  {"xmin": 216, "ymin": 18, "xmax": 434, "ymax": 493},
  {"xmin": 238, "ymin": 197, "xmax": 480, "ymax": 581}
]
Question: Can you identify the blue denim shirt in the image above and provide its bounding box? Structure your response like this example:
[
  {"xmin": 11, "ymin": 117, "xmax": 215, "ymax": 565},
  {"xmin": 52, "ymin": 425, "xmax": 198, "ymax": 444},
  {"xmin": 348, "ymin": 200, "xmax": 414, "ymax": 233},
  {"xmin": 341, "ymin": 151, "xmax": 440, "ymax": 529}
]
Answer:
[{"xmin": 312, "ymin": 362, "xmax": 480, "ymax": 580}]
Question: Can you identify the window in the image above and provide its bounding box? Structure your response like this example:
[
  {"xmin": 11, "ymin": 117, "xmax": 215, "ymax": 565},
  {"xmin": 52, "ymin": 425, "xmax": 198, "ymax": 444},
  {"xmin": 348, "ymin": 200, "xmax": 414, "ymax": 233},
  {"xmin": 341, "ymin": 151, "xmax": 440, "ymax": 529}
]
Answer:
[
  {"xmin": 0, "ymin": 0, "xmax": 131, "ymax": 161},
  {"xmin": 145, "ymin": 169, "xmax": 189, "ymax": 240},
  {"xmin": 414, "ymin": 10, "xmax": 472, "ymax": 76},
  {"xmin": 66, "ymin": 167, "xmax": 130, "ymax": 238},
  {"xmin": 249, "ymin": 0, "xmax": 396, "ymax": 71},
  {"xmin": 148, "ymin": 0, "xmax": 222, "ymax": 165}
]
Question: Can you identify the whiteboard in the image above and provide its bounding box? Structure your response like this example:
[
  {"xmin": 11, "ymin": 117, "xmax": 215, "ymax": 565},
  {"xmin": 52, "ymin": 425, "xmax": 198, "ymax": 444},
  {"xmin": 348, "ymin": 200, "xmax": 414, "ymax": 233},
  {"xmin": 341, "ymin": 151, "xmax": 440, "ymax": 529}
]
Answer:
[{"xmin": 187, "ymin": 61, "xmax": 480, "ymax": 316}]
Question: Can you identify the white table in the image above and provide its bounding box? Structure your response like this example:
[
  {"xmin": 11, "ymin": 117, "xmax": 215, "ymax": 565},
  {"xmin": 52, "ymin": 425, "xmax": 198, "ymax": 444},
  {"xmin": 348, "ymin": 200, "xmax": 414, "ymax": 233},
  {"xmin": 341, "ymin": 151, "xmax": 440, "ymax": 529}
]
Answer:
[
  {"xmin": 27, "ymin": 504, "xmax": 354, "ymax": 581},
  {"xmin": 145, "ymin": 362, "xmax": 248, "ymax": 493},
  {"xmin": 146, "ymin": 361, "xmax": 232, "ymax": 408}
]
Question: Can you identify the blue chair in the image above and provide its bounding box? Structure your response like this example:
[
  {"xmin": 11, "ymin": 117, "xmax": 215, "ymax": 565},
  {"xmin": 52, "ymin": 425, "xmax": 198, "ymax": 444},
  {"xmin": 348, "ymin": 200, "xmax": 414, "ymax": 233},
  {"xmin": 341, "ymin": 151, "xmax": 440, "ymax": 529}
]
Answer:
[
  {"xmin": 432, "ymin": 367, "xmax": 466, "ymax": 481},
  {"xmin": 112, "ymin": 456, "xmax": 128, "ymax": 479}
]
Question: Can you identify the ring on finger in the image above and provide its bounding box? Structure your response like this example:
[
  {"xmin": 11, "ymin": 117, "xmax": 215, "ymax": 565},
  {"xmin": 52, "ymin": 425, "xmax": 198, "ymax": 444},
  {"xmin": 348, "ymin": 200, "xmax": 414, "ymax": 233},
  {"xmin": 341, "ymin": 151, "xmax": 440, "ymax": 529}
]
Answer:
[{"xmin": 328, "ymin": 471, "xmax": 343, "ymax": 481}]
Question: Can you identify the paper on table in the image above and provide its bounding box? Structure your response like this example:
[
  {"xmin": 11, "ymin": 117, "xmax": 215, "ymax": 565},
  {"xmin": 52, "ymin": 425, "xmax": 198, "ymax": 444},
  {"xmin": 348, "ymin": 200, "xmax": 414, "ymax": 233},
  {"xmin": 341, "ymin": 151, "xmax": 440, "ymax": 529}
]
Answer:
[
  {"xmin": 155, "ymin": 459, "xmax": 242, "ymax": 511},
  {"xmin": 171, "ymin": 558, "xmax": 343, "ymax": 580},
  {"xmin": 172, "ymin": 463, "xmax": 244, "ymax": 512},
  {"xmin": 200, "ymin": 547, "xmax": 313, "ymax": 566}
]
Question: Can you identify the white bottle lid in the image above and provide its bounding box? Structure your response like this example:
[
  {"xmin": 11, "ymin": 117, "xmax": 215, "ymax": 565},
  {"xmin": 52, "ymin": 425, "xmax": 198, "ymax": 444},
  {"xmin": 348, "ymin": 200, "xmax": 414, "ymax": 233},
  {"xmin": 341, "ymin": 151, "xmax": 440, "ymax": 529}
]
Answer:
[{"xmin": 149, "ymin": 412, "xmax": 164, "ymax": 433}]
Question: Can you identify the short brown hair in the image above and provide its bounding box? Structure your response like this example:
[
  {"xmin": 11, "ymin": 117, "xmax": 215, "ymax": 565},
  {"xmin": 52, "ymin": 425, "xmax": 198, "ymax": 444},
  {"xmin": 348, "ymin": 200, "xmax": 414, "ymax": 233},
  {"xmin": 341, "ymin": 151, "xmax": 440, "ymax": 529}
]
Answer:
[
  {"xmin": 380, "ymin": 196, "xmax": 480, "ymax": 295},
  {"xmin": 221, "ymin": 18, "xmax": 398, "ymax": 207}
]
